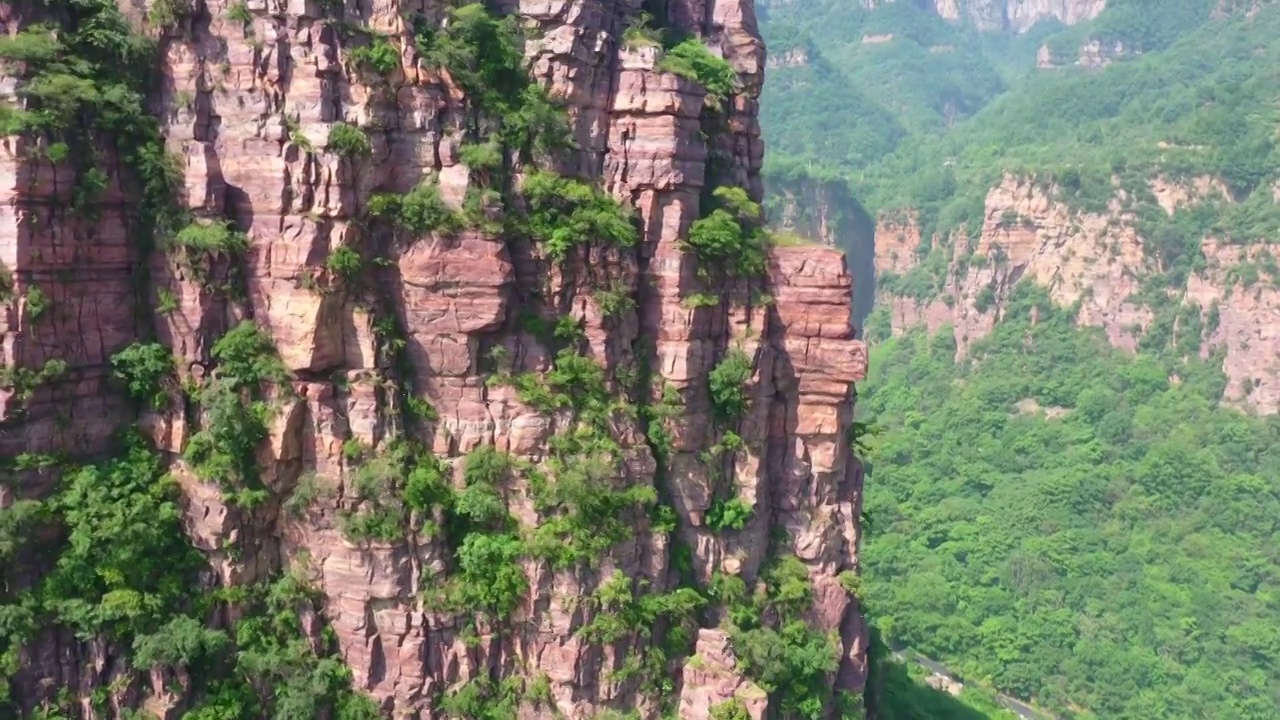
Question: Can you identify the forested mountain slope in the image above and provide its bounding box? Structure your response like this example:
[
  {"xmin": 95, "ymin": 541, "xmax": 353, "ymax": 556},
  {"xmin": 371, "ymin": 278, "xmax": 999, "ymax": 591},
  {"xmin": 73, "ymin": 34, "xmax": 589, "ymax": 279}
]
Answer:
[
  {"xmin": 759, "ymin": 0, "xmax": 1280, "ymax": 718},
  {"xmin": 865, "ymin": 291, "xmax": 1280, "ymax": 719}
]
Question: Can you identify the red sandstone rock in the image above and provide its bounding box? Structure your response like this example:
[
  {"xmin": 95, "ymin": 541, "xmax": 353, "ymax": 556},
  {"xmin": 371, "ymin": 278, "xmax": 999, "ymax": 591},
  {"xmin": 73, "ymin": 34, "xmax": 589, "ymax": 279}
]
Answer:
[{"xmin": 1, "ymin": 1, "xmax": 870, "ymax": 717}]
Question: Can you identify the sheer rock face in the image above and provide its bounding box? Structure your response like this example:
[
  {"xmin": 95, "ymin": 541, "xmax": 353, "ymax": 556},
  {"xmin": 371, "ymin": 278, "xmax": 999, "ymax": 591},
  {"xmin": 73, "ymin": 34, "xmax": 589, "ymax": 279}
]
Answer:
[
  {"xmin": 1, "ymin": 0, "xmax": 869, "ymax": 717},
  {"xmin": 872, "ymin": 174, "xmax": 1280, "ymax": 415},
  {"xmin": 959, "ymin": 0, "xmax": 1106, "ymax": 33},
  {"xmin": 856, "ymin": 0, "xmax": 1105, "ymax": 33}
]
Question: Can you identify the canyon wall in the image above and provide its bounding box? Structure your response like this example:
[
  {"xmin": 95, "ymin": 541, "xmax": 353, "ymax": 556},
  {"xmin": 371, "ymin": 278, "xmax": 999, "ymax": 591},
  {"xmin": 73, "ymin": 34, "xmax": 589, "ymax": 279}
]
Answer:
[
  {"xmin": 854, "ymin": 0, "xmax": 1105, "ymax": 32},
  {"xmin": 871, "ymin": 174, "xmax": 1280, "ymax": 415},
  {"xmin": 0, "ymin": 0, "xmax": 869, "ymax": 717}
]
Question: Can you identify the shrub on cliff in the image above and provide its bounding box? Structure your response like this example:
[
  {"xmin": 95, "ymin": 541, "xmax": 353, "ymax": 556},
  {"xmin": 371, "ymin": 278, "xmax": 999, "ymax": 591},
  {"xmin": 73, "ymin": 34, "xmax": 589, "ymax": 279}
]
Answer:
[
  {"xmin": 111, "ymin": 342, "xmax": 175, "ymax": 410},
  {"xmin": 210, "ymin": 321, "xmax": 287, "ymax": 388},
  {"xmin": 369, "ymin": 180, "xmax": 463, "ymax": 237},
  {"xmin": 345, "ymin": 34, "xmax": 399, "ymax": 76},
  {"xmin": 521, "ymin": 170, "xmax": 638, "ymax": 261},
  {"xmin": 710, "ymin": 699, "xmax": 752, "ymax": 720},
  {"xmin": 707, "ymin": 496, "xmax": 753, "ymax": 531},
  {"xmin": 41, "ymin": 435, "xmax": 203, "ymax": 641},
  {"xmin": 0, "ymin": 0, "xmax": 182, "ymax": 239},
  {"xmin": 169, "ymin": 219, "xmax": 248, "ymax": 255},
  {"xmin": 324, "ymin": 245, "xmax": 362, "ymax": 279},
  {"xmin": 708, "ymin": 348, "xmax": 753, "ymax": 423},
  {"xmin": 452, "ymin": 533, "xmax": 528, "ymax": 615},
  {"xmin": 684, "ymin": 187, "xmax": 768, "ymax": 279},
  {"xmin": 711, "ymin": 555, "xmax": 843, "ymax": 720},
  {"xmin": 339, "ymin": 449, "xmax": 416, "ymax": 544},
  {"xmin": 420, "ymin": 4, "xmax": 571, "ymax": 161},
  {"xmin": 425, "ymin": 4, "xmax": 526, "ymax": 115},
  {"xmin": 658, "ymin": 38, "xmax": 738, "ymax": 104},
  {"xmin": 326, "ymin": 122, "xmax": 370, "ymax": 158},
  {"xmin": 622, "ymin": 13, "xmax": 664, "ymax": 50},
  {"xmin": 147, "ymin": 0, "xmax": 193, "ymax": 29},
  {"xmin": 184, "ymin": 322, "xmax": 287, "ymax": 507}
]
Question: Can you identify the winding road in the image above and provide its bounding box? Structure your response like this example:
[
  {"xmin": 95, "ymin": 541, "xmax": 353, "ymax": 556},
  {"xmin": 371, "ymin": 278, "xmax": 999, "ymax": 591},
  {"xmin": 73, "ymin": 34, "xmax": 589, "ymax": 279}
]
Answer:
[{"xmin": 892, "ymin": 648, "xmax": 1056, "ymax": 720}]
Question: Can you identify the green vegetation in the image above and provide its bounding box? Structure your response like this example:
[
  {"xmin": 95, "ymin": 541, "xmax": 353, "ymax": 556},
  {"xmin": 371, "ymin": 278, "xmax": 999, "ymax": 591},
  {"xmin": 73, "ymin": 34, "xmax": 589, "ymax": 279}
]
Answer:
[
  {"xmin": 184, "ymin": 321, "xmax": 288, "ymax": 508},
  {"xmin": 346, "ymin": 34, "xmax": 400, "ymax": 76},
  {"xmin": 169, "ymin": 219, "xmax": 249, "ymax": 255},
  {"xmin": 227, "ymin": 1, "xmax": 253, "ymax": 25},
  {"xmin": 368, "ymin": 179, "xmax": 463, "ymax": 237},
  {"xmin": 0, "ymin": 2, "xmax": 829, "ymax": 715},
  {"xmin": 758, "ymin": 0, "xmax": 1023, "ymax": 170},
  {"xmin": 759, "ymin": 3, "xmax": 1280, "ymax": 715},
  {"xmin": 325, "ymin": 245, "xmax": 362, "ymax": 279},
  {"xmin": 147, "ymin": 0, "xmax": 192, "ymax": 29},
  {"xmin": 0, "ymin": 358, "xmax": 67, "ymax": 406},
  {"xmin": 420, "ymin": 3, "xmax": 570, "ymax": 161},
  {"xmin": 657, "ymin": 39, "xmax": 738, "ymax": 104},
  {"xmin": 23, "ymin": 285, "xmax": 49, "ymax": 320},
  {"xmin": 0, "ymin": 0, "xmax": 182, "ymax": 245},
  {"xmin": 111, "ymin": 342, "xmax": 175, "ymax": 409},
  {"xmin": 860, "ymin": 5, "xmax": 1280, "ymax": 243},
  {"xmin": 35, "ymin": 436, "xmax": 201, "ymax": 642},
  {"xmin": 622, "ymin": 12, "xmax": 664, "ymax": 50},
  {"xmin": 495, "ymin": 347, "xmax": 661, "ymax": 568},
  {"xmin": 521, "ymin": 170, "xmax": 638, "ymax": 261},
  {"xmin": 707, "ymin": 348, "xmax": 753, "ymax": 423},
  {"xmin": 866, "ymin": 629, "xmax": 1020, "ymax": 720},
  {"xmin": 713, "ymin": 556, "xmax": 845, "ymax": 719},
  {"xmin": 338, "ymin": 443, "xmax": 422, "ymax": 544},
  {"xmin": 706, "ymin": 497, "xmax": 753, "ymax": 532},
  {"xmin": 0, "ymin": 431, "xmax": 380, "ymax": 717},
  {"xmin": 326, "ymin": 122, "xmax": 371, "ymax": 158},
  {"xmin": 710, "ymin": 698, "xmax": 751, "ymax": 720},
  {"xmin": 763, "ymin": 1, "xmax": 1280, "ymax": 251},
  {"xmin": 1042, "ymin": 0, "xmax": 1214, "ymax": 62},
  {"xmin": 685, "ymin": 187, "xmax": 769, "ymax": 279},
  {"xmin": 860, "ymin": 284, "xmax": 1280, "ymax": 718}
]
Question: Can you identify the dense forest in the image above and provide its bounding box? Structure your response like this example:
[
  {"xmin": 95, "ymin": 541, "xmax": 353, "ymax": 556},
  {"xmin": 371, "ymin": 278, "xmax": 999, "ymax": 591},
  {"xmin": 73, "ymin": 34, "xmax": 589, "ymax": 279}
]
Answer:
[
  {"xmin": 758, "ymin": 0, "xmax": 1280, "ymax": 717},
  {"xmin": 862, "ymin": 290, "xmax": 1280, "ymax": 719}
]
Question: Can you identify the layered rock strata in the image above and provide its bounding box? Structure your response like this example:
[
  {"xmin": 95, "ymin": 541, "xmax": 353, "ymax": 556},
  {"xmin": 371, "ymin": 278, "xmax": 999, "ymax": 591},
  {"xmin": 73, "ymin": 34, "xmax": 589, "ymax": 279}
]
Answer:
[
  {"xmin": 872, "ymin": 174, "xmax": 1280, "ymax": 414},
  {"xmin": 0, "ymin": 0, "xmax": 869, "ymax": 717},
  {"xmin": 853, "ymin": 0, "xmax": 1106, "ymax": 33}
]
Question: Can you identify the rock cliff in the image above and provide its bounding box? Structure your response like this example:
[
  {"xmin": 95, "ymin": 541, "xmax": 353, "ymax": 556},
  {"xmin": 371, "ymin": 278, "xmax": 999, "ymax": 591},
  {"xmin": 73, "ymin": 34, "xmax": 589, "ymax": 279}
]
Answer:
[
  {"xmin": 764, "ymin": 169, "xmax": 876, "ymax": 328},
  {"xmin": 0, "ymin": 0, "xmax": 869, "ymax": 717},
  {"xmin": 870, "ymin": 174, "xmax": 1280, "ymax": 415},
  {"xmin": 856, "ymin": 0, "xmax": 1105, "ymax": 33}
]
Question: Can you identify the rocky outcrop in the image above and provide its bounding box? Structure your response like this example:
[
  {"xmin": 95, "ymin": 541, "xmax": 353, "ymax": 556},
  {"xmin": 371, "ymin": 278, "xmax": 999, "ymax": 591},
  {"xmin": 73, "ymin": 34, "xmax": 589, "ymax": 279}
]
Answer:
[
  {"xmin": 1, "ymin": 0, "xmax": 869, "ymax": 717},
  {"xmin": 765, "ymin": 168, "xmax": 876, "ymax": 328},
  {"xmin": 872, "ymin": 173, "xmax": 1280, "ymax": 414},
  {"xmin": 858, "ymin": 0, "xmax": 1106, "ymax": 33},
  {"xmin": 1036, "ymin": 38, "xmax": 1133, "ymax": 68},
  {"xmin": 1187, "ymin": 241, "xmax": 1280, "ymax": 414}
]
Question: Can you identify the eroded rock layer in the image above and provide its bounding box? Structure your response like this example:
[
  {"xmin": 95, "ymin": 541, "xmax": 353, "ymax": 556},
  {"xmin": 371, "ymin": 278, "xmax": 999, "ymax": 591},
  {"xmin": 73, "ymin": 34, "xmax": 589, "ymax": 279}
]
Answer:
[{"xmin": 872, "ymin": 174, "xmax": 1280, "ymax": 415}]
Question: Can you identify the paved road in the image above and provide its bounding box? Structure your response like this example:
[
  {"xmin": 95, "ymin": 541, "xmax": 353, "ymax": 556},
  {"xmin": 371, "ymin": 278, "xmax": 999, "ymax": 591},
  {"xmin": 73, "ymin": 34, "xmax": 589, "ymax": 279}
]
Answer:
[{"xmin": 893, "ymin": 648, "xmax": 1054, "ymax": 720}]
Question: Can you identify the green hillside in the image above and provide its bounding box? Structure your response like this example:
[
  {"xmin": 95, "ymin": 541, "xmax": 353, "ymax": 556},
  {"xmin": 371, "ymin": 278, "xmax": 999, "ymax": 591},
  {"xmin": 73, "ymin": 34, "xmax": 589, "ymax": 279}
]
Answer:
[
  {"xmin": 854, "ymin": 2, "xmax": 1280, "ymax": 250},
  {"xmin": 763, "ymin": 0, "xmax": 1280, "ymax": 250},
  {"xmin": 861, "ymin": 287, "xmax": 1280, "ymax": 719}
]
